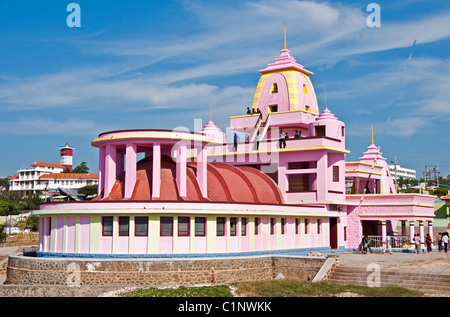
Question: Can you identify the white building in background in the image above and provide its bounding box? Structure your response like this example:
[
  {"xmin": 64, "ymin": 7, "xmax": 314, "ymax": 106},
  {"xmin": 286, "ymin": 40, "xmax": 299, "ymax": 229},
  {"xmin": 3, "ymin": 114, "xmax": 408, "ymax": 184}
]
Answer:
[
  {"xmin": 388, "ymin": 164, "xmax": 417, "ymax": 181},
  {"xmin": 8, "ymin": 143, "xmax": 98, "ymax": 197},
  {"xmin": 38, "ymin": 172, "xmax": 98, "ymax": 191},
  {"xmin": 9, "ymin": 162, "xmax": 98, "ymax": 195},
  {"xmin": 9, "ymin": 162, "xmax": 65, "ymax": 194}
]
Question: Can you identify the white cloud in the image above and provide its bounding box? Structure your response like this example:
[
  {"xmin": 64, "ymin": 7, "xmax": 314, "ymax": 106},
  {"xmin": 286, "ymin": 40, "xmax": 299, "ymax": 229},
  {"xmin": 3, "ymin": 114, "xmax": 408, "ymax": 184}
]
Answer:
[
  {"xmin": 0, "ymin": 118, "xmax": 99, "ymax": 136},
  {"xmin": 1, "ymin": 0, "xmax": 450, "ymax": 139}
]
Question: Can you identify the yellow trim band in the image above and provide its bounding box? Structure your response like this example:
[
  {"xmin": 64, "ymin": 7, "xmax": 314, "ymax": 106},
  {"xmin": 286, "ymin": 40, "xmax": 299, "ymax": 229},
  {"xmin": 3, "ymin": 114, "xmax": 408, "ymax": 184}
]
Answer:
[
  {"xmin": 91, "ymin": 134, "xmax": 222, "ymax": 146},
  {"xmin": 203, "ymin": 145, "xmax": 350, "ymax": 158}
]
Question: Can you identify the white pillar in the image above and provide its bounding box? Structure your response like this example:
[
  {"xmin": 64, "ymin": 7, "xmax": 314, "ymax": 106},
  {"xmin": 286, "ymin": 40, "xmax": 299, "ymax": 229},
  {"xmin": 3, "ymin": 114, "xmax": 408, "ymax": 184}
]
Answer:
[
  {"xmin": 124, "ymin": 143, "xmax": 137, "ymax": 199},
  {"xmin": 428, "ymin": 221, "xmax": 433, "ymax": 242},
  {"xmin": 98, "ymin": 146, "xmax": 105, "ymax": 197},
  {"xmin": 419, "ymin": 220, "xmax": 424, "ymax": 249},
  {"xmin": 409, "ymin": 221, "xmax": 415, "ymax": 249},
  {"xmin": 197, "ymin": 144, "xmax": 208, "ymax": 198},
  {"xmin": 317, "ymin": 152, "xmax": 328, "ymax": 201},
  {"xmin": 176, "ymin": 143, "xmax": 187, "ymax": 198},
  {"xmin": 152, "ymin": 142, "xmax": 161, "ymax": 199},
  {"xmin": 104, "ymin": 144, "xmax": 117, "ymax": 198},
  {"xmin": 381, "ymin": 220, "xmax": 386, "ymax": 249}
]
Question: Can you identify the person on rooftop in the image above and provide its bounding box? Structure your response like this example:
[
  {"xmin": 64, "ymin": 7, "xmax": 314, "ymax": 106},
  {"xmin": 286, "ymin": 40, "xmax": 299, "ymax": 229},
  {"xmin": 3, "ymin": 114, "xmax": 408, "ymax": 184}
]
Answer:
[
  {"xmin": 255, "ymin": 131, "xmax": 261, "ymax": 150},
  {"xmin": 233, "ymin": 133, "xmax": 239, "ymax": 152},
  {"xmin": 279, "ymin": 130, "xmax": 286, "ymax": 149}
]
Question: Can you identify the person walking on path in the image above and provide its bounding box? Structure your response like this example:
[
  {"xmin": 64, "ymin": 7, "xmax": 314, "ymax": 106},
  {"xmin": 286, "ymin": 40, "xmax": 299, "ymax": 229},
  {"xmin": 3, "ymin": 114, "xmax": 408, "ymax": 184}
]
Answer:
[
  {"xmin": 437, "ymin": 233, "xmax": 442, "ymax": 252},
  {"xmin": 414, "ymin": 234, "xmax": 421, "ymax": 254},
  {"xmin": 383, "ymin": 235, "xmax": 392, "ymax": 254},
  {"xmin": 425, "ymin": 233, "xmax": 432, "ymax": 253},
  {"xmin": 359, "ymin": 235, "xmax": 372, "ymax": 254},
  {"xmin": 442, "ymin": 234, "xmax": 449, "ymax": 253}
]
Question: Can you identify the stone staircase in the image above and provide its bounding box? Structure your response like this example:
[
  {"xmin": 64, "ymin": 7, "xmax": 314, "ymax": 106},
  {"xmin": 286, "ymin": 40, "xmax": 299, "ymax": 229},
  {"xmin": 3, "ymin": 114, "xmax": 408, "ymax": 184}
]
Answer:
[{"xmin": 327, "ymin": 265, "xmax": 450, "ymax": 295}]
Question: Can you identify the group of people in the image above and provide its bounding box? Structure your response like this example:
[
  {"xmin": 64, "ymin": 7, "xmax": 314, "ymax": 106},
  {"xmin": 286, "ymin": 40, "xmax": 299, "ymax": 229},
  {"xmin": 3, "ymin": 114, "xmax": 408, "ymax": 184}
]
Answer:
[
  {"xmin": 436, "ymin": 232, "xmax": 449, "ymax": 253},
  {"xmin": 279, "ymin": 129, "xmax": 303, "ymax": 149},
  {"xmin": 414, "ymin": 233, "xmax": 450, "ymax": 253},
  {"xmin": 246, "ymin": 107, "xmax": 261, "ymax": 115},
  {"xmin": 359, "ymin": 232, "xmax": 449, "ymax": 255},
  {"xmin": 233, "ymin": 129, "xmax": 304, "ymax": 152}
]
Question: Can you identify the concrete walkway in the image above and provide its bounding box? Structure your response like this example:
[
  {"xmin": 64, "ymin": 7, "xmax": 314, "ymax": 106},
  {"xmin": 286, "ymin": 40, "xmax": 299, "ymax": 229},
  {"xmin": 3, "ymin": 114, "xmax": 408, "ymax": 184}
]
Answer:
[{"xmin": 331, "ymin": 250, "xmax": 450, "ymax": 273}]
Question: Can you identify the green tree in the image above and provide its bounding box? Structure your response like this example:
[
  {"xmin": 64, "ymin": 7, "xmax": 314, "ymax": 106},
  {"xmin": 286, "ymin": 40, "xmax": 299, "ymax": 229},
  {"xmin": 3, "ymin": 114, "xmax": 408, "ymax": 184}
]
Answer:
[
  {"xmin": 25, "ymin": 215, "xmax": 39, "ymax": 231},
  {"xmin": 78, "ymin": 184, "xmax": 98, "ymax": 196},
  {"xmin": 434, "ymin": 187, "xmax": 449, "ymax": 198},
  {"xmin": 0, "ymin": 200, "xmax": 19, "ymax": 216},
  {"xmin": 71, "ymin": 162, "xmax": 89, "ymax": 173},
  {"xmin": 0, "ymin": 177, "xmax": 9, "ymax": 190}
]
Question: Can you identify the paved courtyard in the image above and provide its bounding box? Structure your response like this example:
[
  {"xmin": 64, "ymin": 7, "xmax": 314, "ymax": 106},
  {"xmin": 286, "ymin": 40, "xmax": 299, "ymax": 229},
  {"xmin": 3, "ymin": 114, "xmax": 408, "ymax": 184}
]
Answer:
[{"xmin": 331, "ymin": 250, "xmax": 450, "ymax": 273}]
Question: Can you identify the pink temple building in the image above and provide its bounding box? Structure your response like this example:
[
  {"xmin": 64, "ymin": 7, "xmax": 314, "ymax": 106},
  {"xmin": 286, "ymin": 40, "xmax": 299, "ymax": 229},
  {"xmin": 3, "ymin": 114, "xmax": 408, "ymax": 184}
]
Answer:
[{"xmin": 33, "ymin": 42, "xmax": 435, "ymax": 257}]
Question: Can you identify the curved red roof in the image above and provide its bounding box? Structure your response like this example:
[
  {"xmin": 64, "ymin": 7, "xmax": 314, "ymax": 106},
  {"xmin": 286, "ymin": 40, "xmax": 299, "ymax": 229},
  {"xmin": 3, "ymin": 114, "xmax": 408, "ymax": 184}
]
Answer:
[{"xmin": 103, "ymin": 155, "xmax": 284, "ymax": 204}]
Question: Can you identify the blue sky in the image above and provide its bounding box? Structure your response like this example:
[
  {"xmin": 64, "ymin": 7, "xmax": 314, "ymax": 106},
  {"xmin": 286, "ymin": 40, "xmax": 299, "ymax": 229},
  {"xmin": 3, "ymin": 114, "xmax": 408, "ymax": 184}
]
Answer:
[{"xmin": 1, "ymin": 0, "xmax": 450, "ymax": 179}]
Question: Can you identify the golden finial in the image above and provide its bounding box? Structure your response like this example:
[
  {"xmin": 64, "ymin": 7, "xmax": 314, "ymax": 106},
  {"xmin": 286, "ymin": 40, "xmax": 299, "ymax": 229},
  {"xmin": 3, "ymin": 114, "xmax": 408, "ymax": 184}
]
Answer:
[
  {"xmin": 371, "ymin": 125, "xmax": 374, "ymax": 144},
  {"xmin": 284, "ymin": 24, "xmax": 287, "ymax": 49}
]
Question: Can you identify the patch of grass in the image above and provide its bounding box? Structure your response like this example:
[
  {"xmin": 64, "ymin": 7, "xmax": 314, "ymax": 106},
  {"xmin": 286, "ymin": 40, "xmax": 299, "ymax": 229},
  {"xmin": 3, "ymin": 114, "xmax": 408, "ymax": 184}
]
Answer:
[
  {"xmin": 120, "ymin": 285, "xmax": 234, "ymax": 297},
  {"xmin": 233, "ymin": 279, "xmax": 424, "ymax": 297},
  {"xmin": 119, "ymin": 279, "xmax": 423, "ymax": 297}
]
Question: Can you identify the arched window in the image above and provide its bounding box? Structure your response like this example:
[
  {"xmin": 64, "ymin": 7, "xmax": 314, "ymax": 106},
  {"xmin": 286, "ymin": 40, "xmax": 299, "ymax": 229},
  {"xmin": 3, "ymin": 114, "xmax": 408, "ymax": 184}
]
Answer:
[
  {"xmin": 303, "ymin": 84, "xmax": 308, "ymax": 95},
  {"xmin": 271, "ymin": 83, "xmax": 278, "ymax": 94}
]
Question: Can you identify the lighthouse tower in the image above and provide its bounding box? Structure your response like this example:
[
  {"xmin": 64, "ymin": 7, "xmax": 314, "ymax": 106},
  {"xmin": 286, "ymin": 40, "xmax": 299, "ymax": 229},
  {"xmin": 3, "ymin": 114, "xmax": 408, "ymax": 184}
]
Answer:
[{"xmin": 59, "ymin": 143, "xmax": 75, "ymax": 171}]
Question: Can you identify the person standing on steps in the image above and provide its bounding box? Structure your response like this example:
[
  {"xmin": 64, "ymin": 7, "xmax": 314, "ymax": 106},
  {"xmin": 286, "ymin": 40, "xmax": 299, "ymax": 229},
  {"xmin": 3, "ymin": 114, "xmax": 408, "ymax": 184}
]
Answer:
[{"xmin": 255, "ymin": 131, "xmax": 261, "ymax": 150}]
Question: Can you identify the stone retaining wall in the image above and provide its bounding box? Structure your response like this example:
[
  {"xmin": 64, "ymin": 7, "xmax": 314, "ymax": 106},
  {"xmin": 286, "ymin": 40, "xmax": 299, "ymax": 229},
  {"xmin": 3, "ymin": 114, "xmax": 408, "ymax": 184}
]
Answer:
[
  {"xmin": 5, "ymin": 254, "xmax": 330, "ymax": 287},
  {"xmin": 0, "ymin": 258, "xmax": 7, "ymax": 275},
  {"xmin": 0, "ymin": 285, "xmax": 123, "ymax": 297}
]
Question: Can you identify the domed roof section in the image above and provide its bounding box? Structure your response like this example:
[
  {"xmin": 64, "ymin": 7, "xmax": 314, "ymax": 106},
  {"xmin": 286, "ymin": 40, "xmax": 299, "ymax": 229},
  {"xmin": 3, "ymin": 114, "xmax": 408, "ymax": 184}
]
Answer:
[
  {"xmin": 359, "ymin": 143, "xmax": 386, "ymax": 163},
  {"xmin": 259, "ymin": 48, "xmax": 313, "ymax": 75},
  {"xmin": 103, "ymin": 155, "xmax": 284, "ymax": 204},
  {"xmin": 316, "ymin": 108, "xmax": 338, "ymax": 121},
  {"xmin": 202, "ymin": 120, "xmax": 226, "ymax": 143}
]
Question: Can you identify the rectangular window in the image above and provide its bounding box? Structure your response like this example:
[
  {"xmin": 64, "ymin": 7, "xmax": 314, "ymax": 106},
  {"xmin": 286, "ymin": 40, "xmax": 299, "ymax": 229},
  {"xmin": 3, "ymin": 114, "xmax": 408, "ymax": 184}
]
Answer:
[
  {"xmin": 195, "ymin": 217, "xmax": 206, "ymax": 236},
  {"xmin": 230, "ymin": 217, "xmax": 237, "ymax": 236},
  {"xmin": 317, "ymin": 219, "xmax": 321, "ymax": 234},
  {"xmin": 241, "ymin": 218, "xmax": 247, "ymax": 236},
  {"xmin": 102, "ymin": 216, "xmax": 113, "ymax": 236},
  {"xmin": 281, "ymin": 218, "xmax": 286, "ymax": 235},
  {"xmin": 135, "ymin": 217, "xmax": 148, "ymax": 236},
  {"xmin": 119, "ymin": 216, "xmax": 129, "ymax": 236},
  {"xmin": 270, "ymin": 218, "xmax": 276, "ymax": 235},
  {"xmin": 333, "ymin": 166, "xmax": 339, "ymax": 182},
  {"xmin": 47, "ymin": 217, "xmax": 52, "ymax": 236},
  {"xmin": 344, "ymin": 226, "xmax": 347, "ymax": 241},
  {"xmin": 217, "ymin": 217, "xmax": 225, "ymax": 236},
  {"xmin": 315, "ymin": 125, "xmax": 326, "ymax": 137},
  {"xmin": 178, "ymin": 217, "xmax": 190, "ymax": 236},
  {"xmin": 305, "ymin": 218, "xmax": 309, "ymax": 234},
  {"xmin": 295, "ymin": 218, "xmax": 299, "ymax": 234},
  {"xmin": 160, "ymin": 217, "xmax": 173, "ymax": 236},
  {"xmin": 255, "ymin": 217, "xmax": 260, "ymax": 235},
  {"xmin": 341, "ymin": 126, "xmax": 345, "ymax": 137}
]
